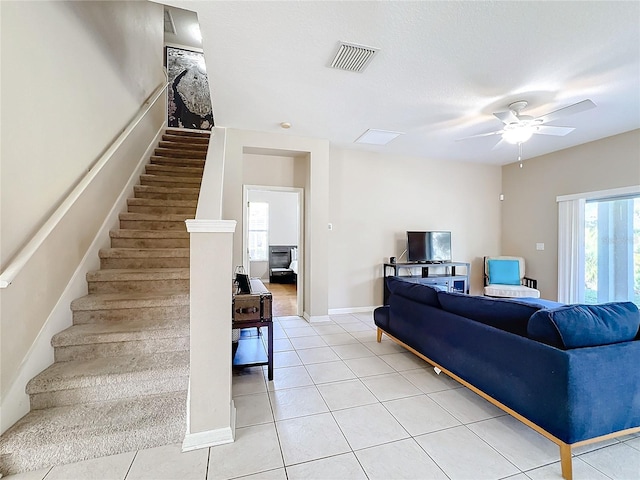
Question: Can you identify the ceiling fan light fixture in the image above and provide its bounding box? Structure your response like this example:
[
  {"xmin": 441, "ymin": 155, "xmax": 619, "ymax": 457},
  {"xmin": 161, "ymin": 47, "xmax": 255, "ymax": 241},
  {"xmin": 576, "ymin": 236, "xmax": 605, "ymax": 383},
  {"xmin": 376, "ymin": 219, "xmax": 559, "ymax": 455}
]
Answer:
[{"xmin": 502, "ymin": 124, "xmax": 536, "ymax": 144}]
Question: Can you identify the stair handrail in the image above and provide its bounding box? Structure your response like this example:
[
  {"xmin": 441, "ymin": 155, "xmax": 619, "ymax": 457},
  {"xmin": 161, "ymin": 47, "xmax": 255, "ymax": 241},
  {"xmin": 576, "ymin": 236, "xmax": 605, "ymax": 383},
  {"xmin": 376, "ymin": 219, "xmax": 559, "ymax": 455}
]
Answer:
[{"xmin": 0, "ymin": 79, "xmax": 170, "ymax": 288}]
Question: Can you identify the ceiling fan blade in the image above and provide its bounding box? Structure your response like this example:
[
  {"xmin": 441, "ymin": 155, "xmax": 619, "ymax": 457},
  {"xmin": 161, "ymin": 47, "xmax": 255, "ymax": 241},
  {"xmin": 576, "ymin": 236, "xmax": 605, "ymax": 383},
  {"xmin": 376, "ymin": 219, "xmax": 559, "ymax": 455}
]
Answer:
[
  {"xmin": 535, "ymin": 125, "xmax": 575, "ymax": 136},
  {"xmin": 456, "ymin": 130, "xmax": 503, "ymax": 142},
  {"xmin": 491, "ymin": 138, "xmax": 507, "ymax": 150},
  {"xmin": 494, "ymin": 110, "xmax": 518, "ymax": 124},
  {"xmin": 536, "ymin": 99, "xmax": 596, "ymax": 124}
]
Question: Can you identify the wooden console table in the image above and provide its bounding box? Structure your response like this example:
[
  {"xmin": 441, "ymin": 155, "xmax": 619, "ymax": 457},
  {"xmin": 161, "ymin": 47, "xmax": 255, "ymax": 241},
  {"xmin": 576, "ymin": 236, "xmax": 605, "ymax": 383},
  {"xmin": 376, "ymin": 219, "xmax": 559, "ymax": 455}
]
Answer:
[{"xmin": 232, "ymin": 278, "xmax": 273, "ymax": 380}]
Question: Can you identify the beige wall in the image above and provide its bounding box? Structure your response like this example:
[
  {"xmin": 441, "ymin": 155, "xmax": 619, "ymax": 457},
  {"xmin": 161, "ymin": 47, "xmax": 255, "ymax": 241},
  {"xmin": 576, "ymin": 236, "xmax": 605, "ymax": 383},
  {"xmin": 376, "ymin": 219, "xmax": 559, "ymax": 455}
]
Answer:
[
  {"xmin": 1, "ymin": 1, "xmax": 164, "ymax": 265},
  {"xmin": 243, "ymin": 154, "xmax": 307, "ymax": 189},
  {"xmin": 222, "ymin": 129, "xmax": 330, "ymax": 320},
  {"xmin": 501, "ymin": 129, "xmax": 640, "ymax": 300},
  {"xmin": 0, "ymin": 1, "xmax": 165, "ymax": 431},
  {"xmin": 329, "ymin": 147, "xmax": 502, "ymax": 308},
  {"xmin": 222, "ymin": 136, "xmax": 502, "ymax": 312}
]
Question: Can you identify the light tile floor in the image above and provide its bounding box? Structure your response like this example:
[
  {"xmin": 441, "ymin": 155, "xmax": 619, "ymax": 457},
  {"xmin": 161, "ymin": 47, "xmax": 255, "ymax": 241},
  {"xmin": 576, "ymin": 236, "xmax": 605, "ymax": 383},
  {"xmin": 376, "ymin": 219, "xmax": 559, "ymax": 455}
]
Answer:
[{"xmin": 7, "ymin": 312, "xmax": 640, "ymax": 480}]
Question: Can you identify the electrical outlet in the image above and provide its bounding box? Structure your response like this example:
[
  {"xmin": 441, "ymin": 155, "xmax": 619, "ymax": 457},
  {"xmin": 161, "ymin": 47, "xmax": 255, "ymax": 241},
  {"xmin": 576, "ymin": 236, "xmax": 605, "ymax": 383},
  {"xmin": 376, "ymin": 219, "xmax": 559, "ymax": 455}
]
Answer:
[
  {"xmin": 536, "ymin": 243, "xmax": 545, "ymax": 251},
  {"xmin": 328, "ymin": 223, "xmax": 333, "ymax": 231}
]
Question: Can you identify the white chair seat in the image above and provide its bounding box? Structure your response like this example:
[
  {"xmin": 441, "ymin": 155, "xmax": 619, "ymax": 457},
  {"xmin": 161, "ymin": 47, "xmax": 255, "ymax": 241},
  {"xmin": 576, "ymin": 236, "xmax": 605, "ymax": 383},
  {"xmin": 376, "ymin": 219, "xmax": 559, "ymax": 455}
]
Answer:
[{"xmin": 484, "ymin": 284, "xmax": 540, "ymax": 298}]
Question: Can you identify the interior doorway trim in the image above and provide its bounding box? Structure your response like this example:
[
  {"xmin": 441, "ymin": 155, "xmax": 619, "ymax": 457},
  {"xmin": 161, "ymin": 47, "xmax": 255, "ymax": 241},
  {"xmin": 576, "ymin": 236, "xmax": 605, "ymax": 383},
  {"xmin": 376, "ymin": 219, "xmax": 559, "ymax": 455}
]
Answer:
[{"xmin": 243, "ymin": 185, "xmax": 304, "ymax": 317}]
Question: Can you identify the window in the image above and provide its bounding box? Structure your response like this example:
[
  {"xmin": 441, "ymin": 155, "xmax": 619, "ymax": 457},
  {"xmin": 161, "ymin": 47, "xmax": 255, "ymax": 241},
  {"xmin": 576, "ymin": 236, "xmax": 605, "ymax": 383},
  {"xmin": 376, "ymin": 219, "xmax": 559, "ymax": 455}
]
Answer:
[
  {"xmin": 558, "ymin": 186, "xmax": 640, "ymax": 306},
  {"xmin": 248, "ymin": 202, "xmax": 269, "ymax": 261},
  {"xmin": 584, "ymin": 195, "xmax": 639, "ymax": 305}
]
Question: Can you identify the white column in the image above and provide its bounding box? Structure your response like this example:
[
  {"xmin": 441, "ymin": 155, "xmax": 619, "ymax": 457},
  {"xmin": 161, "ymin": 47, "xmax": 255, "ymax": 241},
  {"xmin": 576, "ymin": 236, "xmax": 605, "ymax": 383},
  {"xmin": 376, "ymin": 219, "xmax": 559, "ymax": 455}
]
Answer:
[{"xmin": 183, "ymin": 219, "xmax": 237, "ymax": 451}]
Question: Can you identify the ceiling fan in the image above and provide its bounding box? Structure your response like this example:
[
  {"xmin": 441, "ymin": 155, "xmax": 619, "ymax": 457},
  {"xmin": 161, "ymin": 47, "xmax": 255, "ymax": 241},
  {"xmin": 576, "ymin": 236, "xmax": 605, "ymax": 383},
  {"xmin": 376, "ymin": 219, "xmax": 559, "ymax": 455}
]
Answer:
[{"xmin": 460, "ymin": 99, "xmax": 596, "ymax": 147}]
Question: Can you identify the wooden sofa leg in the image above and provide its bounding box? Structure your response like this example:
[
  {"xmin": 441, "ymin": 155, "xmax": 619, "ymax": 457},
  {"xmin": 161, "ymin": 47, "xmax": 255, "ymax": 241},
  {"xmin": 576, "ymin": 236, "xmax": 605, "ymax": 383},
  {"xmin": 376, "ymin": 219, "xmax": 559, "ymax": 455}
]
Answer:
[
  {"xmin": 559, "ymin": 443, "xmax": 573, "ymax": 480},
  {"xmin": 377, "ymin": 328, "xmax": 382, "ymax": 343}
]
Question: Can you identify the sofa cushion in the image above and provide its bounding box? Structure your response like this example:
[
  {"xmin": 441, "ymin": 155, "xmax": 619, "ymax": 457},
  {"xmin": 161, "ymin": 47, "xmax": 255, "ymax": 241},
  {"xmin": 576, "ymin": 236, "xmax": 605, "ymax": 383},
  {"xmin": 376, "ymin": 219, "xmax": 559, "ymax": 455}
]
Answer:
[
  {"xmin": 528, "ymin": 302, "xmax": 640, "ymax": 349},
  {"xmin": 484, "ymin": 284, "xmax": 541, "ymax": 298},
  {"xmin": 386, "ymin": 276, "xmax": 441, "ymax": 308},
  {"xmin": 488, "ymin": 259, "xmax": 521, "ymax": 285},
  {"xmin": 437, "ymin": 291, "xmax": 542, "ymax": 336}
]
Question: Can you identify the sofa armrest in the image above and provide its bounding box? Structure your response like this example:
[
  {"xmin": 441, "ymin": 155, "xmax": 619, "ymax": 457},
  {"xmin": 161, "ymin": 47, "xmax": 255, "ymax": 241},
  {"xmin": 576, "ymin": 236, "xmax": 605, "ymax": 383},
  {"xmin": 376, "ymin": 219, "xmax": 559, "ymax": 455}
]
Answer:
[
  {"xmin": 523, "ymin": 277, "xmax": 537, "ymax": 289},
  {"xmin": 373, "ymin": 306, "xmax": 390, "ymax": 331}
]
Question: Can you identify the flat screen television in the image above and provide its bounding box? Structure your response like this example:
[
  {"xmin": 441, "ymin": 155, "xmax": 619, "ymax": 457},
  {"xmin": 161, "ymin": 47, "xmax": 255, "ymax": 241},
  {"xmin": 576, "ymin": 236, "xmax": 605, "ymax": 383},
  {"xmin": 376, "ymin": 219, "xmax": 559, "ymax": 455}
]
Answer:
[{"xmin": 407, "ymin": 231, "xmax": 452, "ymax": 263}]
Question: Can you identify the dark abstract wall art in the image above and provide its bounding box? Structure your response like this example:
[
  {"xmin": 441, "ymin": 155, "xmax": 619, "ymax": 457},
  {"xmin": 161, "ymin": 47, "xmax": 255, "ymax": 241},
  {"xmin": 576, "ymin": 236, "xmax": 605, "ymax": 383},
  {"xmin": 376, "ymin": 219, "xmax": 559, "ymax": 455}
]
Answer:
[{"xmin": 166, "ymin": 46, "xmax": 214, "ymax": 130}]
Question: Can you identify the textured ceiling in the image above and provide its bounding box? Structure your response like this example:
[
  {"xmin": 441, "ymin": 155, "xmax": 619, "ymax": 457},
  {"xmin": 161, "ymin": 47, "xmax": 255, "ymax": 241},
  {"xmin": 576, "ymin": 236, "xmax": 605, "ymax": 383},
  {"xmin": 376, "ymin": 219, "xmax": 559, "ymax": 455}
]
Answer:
[{"xmin": 161, "ymin": 1, "xmax": 640, "ymax": 166}]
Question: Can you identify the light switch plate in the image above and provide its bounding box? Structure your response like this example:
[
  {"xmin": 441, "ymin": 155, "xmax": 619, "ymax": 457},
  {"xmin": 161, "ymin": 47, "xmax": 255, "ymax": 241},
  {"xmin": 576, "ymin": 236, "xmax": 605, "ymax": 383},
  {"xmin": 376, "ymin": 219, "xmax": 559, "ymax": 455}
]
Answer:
[{"xmin": 536, "ymin": 243, "xmax": 545, "ymax": 250}]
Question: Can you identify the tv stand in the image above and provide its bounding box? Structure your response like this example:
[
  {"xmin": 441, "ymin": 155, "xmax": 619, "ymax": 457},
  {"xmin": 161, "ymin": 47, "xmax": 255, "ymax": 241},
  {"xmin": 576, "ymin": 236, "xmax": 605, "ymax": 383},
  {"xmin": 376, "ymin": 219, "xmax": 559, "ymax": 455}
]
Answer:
[{"xmin": 382, "ymin": 261, "xmax": 470, "ymax": 305}]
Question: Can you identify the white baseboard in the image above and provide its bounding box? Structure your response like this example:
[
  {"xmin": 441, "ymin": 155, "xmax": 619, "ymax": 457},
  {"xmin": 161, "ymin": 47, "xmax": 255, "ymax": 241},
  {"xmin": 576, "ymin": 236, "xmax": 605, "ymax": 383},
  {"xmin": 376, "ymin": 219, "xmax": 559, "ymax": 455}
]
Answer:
[
  {"xmin": 182, "ymin": 401, "xmax": 236, "ymax": 452},
  {"xmin": 0, "ymin": 124, "xmax": 165, "ymax": 434},
  {"xmin": 303, "ymin": 312, "xmax": 331, "ymax": 323},
  {"xmin": 328, "ymin": 306, "xmax": 376, "ymax": 315}
]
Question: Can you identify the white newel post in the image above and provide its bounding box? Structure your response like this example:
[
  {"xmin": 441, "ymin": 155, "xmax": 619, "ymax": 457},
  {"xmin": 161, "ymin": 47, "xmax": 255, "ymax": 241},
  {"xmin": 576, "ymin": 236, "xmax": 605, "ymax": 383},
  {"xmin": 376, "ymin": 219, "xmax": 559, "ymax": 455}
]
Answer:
[{"xmin": 183, "ymin": 219, "xmax": 237, "ymax": 451}]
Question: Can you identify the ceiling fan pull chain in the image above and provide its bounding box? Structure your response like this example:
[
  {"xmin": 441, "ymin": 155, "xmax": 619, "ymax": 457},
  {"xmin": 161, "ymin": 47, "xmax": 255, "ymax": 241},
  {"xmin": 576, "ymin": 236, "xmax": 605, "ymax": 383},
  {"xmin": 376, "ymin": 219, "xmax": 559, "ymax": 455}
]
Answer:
[{"xmin": 518, "ymin": 142, "xmax": 523, "ymax": 168}]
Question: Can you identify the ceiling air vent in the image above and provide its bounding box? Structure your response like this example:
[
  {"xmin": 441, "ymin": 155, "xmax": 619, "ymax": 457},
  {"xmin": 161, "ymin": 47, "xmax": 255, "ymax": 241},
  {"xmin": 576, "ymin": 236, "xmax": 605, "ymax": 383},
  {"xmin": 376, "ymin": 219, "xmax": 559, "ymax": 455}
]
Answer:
[{"xmin": 330, "ymin": 42, "xmax": 379, "ymax": 73}]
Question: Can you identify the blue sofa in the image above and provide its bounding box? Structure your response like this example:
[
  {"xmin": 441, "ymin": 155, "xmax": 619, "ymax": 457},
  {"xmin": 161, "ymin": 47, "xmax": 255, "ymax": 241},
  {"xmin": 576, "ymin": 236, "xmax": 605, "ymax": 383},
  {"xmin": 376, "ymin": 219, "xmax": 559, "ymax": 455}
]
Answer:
[{"xmin": 374, "ymin": 276, "xmax": 640, "ymax": 480}]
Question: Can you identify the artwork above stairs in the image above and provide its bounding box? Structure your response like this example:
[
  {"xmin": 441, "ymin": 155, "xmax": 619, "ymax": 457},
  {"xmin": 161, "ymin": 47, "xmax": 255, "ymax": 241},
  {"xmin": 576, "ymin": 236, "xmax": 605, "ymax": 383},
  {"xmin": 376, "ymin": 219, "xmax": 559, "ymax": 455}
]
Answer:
[{"xmin": 0, "ymin": 129, "xmax": 209, "ymax": 475}]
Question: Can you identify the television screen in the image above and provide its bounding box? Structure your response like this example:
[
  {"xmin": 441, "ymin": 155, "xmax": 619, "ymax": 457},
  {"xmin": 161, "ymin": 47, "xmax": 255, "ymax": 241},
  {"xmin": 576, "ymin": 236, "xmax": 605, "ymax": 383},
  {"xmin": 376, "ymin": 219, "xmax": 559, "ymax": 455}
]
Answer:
[{"xmin": 407, "ymin": 231, "xmax": 452, "ymax": 263}]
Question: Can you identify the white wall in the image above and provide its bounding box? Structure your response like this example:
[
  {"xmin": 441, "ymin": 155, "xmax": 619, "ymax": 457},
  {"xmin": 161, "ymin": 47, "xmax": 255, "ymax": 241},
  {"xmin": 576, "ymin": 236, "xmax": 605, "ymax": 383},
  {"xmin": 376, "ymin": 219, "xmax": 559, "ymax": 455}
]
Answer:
[
  {"xmin": 328, "ymin": 147, "xmax": 503, "ymax": 310},
  {"xmin": 265, "ymin": 191, "xmax": 298, "ymax": 245},
  {"xmin": 164, "ymin": 5, "xmax": 202, "ymax": 50},
  {"xmin": 502, "ymin": 129, "xmax": 640, "ymax": 300},
  {"xmin": 0, "ymin": 0, "xmax": 165, "ymax": 432}
]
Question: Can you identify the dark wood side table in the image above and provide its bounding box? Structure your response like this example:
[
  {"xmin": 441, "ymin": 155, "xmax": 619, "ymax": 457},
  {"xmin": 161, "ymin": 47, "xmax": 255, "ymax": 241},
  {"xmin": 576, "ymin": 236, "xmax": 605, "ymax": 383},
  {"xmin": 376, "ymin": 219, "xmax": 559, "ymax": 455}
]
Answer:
[{"xmin": 232, "ymin": 278, "xmax": 273, "ymax": 380}]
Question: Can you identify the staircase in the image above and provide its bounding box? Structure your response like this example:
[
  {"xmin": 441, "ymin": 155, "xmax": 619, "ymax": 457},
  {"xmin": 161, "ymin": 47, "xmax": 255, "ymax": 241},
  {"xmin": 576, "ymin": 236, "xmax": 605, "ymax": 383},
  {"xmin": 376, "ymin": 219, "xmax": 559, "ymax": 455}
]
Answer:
[{"xmin": 0, "ymin": 129, "xmax": 209, "ymax": 475}]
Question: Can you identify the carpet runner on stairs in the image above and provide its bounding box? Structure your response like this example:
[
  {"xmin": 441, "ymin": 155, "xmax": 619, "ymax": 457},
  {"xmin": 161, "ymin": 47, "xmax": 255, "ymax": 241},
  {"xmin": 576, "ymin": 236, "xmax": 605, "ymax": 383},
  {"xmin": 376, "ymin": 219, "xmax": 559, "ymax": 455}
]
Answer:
[{"xmin": 0, "ymin": 128, "xmax": 209, "ymax": 475}]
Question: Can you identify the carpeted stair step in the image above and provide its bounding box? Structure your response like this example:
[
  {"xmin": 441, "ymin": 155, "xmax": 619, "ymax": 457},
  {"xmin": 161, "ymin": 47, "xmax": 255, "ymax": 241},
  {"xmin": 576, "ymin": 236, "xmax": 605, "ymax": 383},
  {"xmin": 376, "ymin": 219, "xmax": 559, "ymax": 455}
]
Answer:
[
  {"xmin": 149, "ymin": 155, "xmax": 205, "ymax": 168},
  {"xmin": 126, "ymin": 197, "xmax": 197, "ymax": 215},
  {"xmin": 134, "ymin": 184, "xmax": 200, "ymax": 201},
  {"xmin": 119, "ymin": 212, "xmax": 191, "ymax": 231},
  {"xmin": 165, "ymin": 128, "xmax": 210, "ymax": 138},
  {"xmin": 52, "ymin": 317, "xmax": 189, "ymax": 362},
  {"xmin": 71, "ymin": 291, "xmax": 189, "ymax": 314},
  {"xmin": 71, "ymin": 292, "xmax": 190, "ymax": 324},
  {"xmin": 26, "ymin": 350, "xmax": 189, "ymax": 409},
  {"xmin": 157, "ymin": 140, "xmax": 207, "ymax": 152},
  {"xmin": 73, "ymin": 303, "xmax": 188, "ymax": 325},
  {"xmin": 162, "ymin": 133, "xmax": 209, "ymax": 144},
  {"xmin": 139, "ymin": 173, "xmax": 201, "ymax": 189},
  {"xmin": 71, "ymin": 291, "xmax": 189, "ymax": 324},
  {"xmin": 0, "ymin": 391, "xmax": 187, "ymax": 475},
  {"xmin": 145, "ymin": 164, "xmax": 204, "ymax": 178},
  {"xmin": 99, "ymin": 248, "xmax": 189, "ymax": 269},
  {"xmin": 87, "ymin": 267, "xmax": 190, "ymax": 294},
  {"xmin": 154, "ymin": 147, "xmax": 206, "ymax": 159},
  {"xmin": 109, "ymin": 229, "xmax": 190, "ymax": 248}
]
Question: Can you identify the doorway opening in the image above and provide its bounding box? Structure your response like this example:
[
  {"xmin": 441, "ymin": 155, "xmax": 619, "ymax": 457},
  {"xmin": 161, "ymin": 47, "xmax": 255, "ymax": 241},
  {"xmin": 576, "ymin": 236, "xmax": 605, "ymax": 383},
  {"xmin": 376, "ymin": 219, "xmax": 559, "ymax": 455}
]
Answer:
[{"xmin": 243, "ymin": 185, "xmax": 303, "ymax": 316}]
